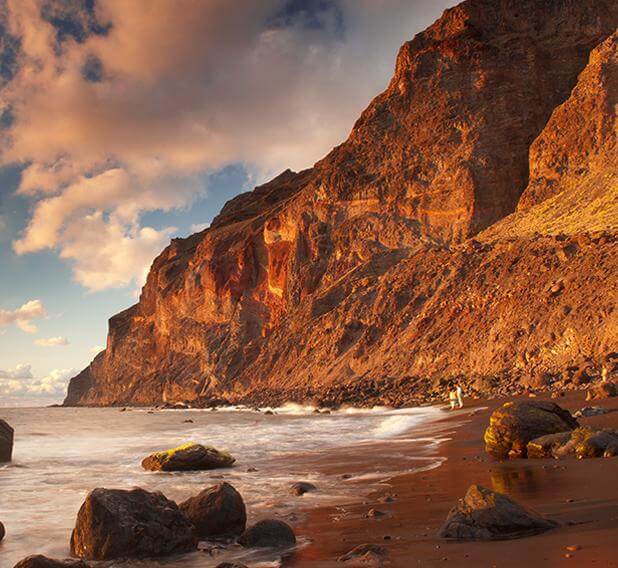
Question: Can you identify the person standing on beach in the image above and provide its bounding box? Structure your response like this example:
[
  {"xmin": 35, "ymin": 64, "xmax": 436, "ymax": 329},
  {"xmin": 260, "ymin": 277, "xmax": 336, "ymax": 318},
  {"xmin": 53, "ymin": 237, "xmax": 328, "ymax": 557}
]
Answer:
[{"xmin": 448, "ymin": 385, "xmax": 464, "ymax": 410}]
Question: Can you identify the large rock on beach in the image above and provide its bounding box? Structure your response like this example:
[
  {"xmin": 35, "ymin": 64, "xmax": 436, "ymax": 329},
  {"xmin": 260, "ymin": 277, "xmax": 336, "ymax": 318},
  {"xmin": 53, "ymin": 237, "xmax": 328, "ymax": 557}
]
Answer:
[
  {"xmin": 238, "ymin": 519, "xmax": 296, "ymax": 549},
  {"xmin": 526, "ymin": 432, "xmax": 572, "ymax": 459},
  {"xmin": 12, "ymin": 557, "xmax": 89, "ymax": 568},
  {"xmin": 438, "ymin": 484, "xmax": 557, "ymax": 540},
  {"xmin": 70, "ymin": 487, "xmax": 194, "ymax": 560},
  {"xmin": 0, "ymin": 418, "xmax": 14, "ymax": 462},
  {"xmin": 556, "ymin": 427, "xmax": 618, "ymax": 459},
  {"xmin": 586, "ymin": 382, "xmax": 618, "ymax": 401},
  {"xmin": 179, "ymin": 482, "xmax": 246, "ymax": 539},
  {"xmin": 484, "ymin": 401, "xmax": 578, "ymax": 459},
  {"xmin": 141, "ymin": 443, "xmax": 235, "ymax": 472},
  {"xmin": 527, "ymin": 427, "xmax": 618, "ymax": 459}
]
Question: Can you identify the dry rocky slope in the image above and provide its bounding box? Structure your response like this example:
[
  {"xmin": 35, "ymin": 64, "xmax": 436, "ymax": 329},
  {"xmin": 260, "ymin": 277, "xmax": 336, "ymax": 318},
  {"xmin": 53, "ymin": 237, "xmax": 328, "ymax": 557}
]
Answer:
[{"xmin": 65, "ymin": 0, "xmax": 618, "ymax": 408}]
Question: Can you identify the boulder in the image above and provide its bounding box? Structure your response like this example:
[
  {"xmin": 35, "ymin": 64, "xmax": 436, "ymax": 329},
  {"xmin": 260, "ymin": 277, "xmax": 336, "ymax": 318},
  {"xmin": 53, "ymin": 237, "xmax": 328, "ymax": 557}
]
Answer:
[
  {"xmin": 338, "ymin": 543, "xmax": 388, "ymax": 566},
  {"xmin": 0, "ymin": 418, "xmax": 14, "ymax": 462},
  {"xmin": 179, "ymin": 482, "xmax": 246, "ymax": 539},
  {"xmin": 527, "ymin": 427, "xmax": 618, "ymax": 459},
  {"xmin": 484, "ymin": 401, "xmax": 578, "ymax": 459},
  {"xmin": 568, "ymin": 428, "xmax": 618, "ymax": 459},
  {"xmin": 13, "ymin": 557, "xmax": 89, "ymax": 568},
  {"xmin": 0, "ymin": 520, "xmax": 5, "ymax": 542},
  {"xmin": 574, "ymin": 406, "xmax": 611, "ymax": 418},
  {"xmin": 586, "ymin": 382, "xmax": 617, "ymax": 401},
  {"xmin": 238, "ymin": 519, "xmax": 296, "ymax": 549},
  {"xmin": 141, "ymin": 443, "xmax": 235, "ymax": 472},
  {"xmin": 438, "ymin": 485, "xmax": 557, "ymax": 540},
  {"xmin": 70, "ymin": 487, "xmax": 194, "ymax": 560},
  {"xmin": 290, "ymin": 481, "xmax": 317, "ymax": 496},
  {"xmin": 526, "ymin": 432, "xmax": 572, "ymax": 459}
]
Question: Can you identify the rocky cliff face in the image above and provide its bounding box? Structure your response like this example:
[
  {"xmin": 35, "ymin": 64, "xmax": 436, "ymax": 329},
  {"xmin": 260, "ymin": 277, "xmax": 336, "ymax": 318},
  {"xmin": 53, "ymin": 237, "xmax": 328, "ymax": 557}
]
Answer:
[{"xmin": 65, "ymin": 0, "xmax": 618, "ymax": 407}]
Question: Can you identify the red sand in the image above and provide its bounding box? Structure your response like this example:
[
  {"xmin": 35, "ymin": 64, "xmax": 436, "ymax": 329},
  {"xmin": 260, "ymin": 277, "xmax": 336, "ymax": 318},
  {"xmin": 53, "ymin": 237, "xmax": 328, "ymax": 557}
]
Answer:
[{"xmin": 287, "ymin": 392, "xmax": 618, "ymax": 567}]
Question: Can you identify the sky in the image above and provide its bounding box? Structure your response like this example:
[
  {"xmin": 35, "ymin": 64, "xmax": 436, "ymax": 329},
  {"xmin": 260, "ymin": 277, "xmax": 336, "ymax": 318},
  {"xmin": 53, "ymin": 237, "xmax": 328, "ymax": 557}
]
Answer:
[{"xmin": 0, "ymin": 0, "xmax": 456, "ymax": 406}]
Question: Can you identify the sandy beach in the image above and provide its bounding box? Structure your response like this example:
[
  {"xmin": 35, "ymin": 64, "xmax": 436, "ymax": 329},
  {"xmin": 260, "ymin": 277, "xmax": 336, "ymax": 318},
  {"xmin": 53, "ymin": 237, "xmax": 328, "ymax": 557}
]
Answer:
[{"xmin": 288, "ymin": 392, "xmax": 618, "ymax": 567}]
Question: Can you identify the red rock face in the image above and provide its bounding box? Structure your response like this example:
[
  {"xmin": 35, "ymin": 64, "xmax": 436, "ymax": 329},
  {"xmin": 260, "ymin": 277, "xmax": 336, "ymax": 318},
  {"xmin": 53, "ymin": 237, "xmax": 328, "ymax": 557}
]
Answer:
[
  {"xmin": 65, "ymin": 0, "xmax": 618, "ymax": 407},
  {"xmin": 519, "ymin": 30, "xmax": 617, "ymax": 212}
]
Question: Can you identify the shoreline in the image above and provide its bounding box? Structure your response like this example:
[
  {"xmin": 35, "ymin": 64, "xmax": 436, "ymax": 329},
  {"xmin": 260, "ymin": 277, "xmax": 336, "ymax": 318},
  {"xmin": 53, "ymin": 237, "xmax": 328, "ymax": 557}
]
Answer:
[
  {"xmin": 286, "ymin": 391, "xmax": 618, "ymax": 567},
  {"xmin": 62, "ymin": 363, "xmax": 611, "ymax": 409},
  {"xmin": 3, "ymin": 390, "xmax": 618, "ymax": 567}
]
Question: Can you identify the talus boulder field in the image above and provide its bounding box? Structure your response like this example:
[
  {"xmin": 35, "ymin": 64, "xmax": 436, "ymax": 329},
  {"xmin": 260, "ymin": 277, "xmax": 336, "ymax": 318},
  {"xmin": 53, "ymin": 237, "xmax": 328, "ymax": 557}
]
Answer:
[{"xmin": 64, "ymin": 0, "xmax": 618, "ymax": 408}]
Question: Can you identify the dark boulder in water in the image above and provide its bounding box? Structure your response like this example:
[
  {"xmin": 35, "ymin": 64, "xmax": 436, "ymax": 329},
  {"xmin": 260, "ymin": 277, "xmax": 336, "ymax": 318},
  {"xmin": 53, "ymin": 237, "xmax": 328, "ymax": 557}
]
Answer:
[
  {"xmin": 438, "ymin": 485, "xmax": 557, "ymax": 540},
  {"xmin": 13, "ymin": 556, "xmax": 90, "ymax": 568},
  {"xmin": 70, "ymin": 487, "xmax": 194, "ymax": 560},
  {"xmin": 179, "ymin": 482, "xmax": 246, "ymax": 539},
  {"xmin": 0, "ymin": 520, "xmax": 5, "ymax": 542},
  {"xmin": 0, "ymin": 418, "xmax": 14, "ymax": 463},
  {"xmin": 141, "ymin": 443, "xmax": 235, "ymax": 472},
  {"xmin": 238, "ymin": 519, "xmax": 296, "ymax": 548}
]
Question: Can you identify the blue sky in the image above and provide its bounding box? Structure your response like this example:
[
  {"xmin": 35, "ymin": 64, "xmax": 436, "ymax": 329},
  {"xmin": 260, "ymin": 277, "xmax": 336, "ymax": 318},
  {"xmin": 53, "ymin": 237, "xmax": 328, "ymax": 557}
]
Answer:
[{"xmin": 0, "ymin": 0, "xmax": 454, "ymax": 405}]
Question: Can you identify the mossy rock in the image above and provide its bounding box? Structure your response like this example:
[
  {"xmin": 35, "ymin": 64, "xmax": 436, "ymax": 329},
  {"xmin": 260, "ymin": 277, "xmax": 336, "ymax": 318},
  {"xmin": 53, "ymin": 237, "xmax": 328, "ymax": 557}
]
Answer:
[
  {"xmin": 526, "ymin": 431, "xmax": 572, "ymax": 459},
  {"xmin": 528, "ymin": 427, "xmax": 618, "ymax": 459},
  {"xmin": 142, "ymin": 443, "xmax": 235, "ymax": 472},
  {"xmin": 570, "ymin": 427, "xmax": 618, "ymax": 459},
  {"xmin": 484, "ymin": 401, "xmax": 578, "ymax": 459}
]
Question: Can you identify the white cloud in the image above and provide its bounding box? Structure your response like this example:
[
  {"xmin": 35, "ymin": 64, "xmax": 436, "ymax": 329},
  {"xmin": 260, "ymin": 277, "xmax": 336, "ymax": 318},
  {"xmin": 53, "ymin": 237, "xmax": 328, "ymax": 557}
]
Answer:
[
  {"xmin": 0, "ymin": 367, "xmax": 77, "ymax": 398},
  {"xmin": 34, "ymin": 336, "xmax": 69, "ymax": 346},
  {"xmin": 59, "ymin": 212, "xmax": 176, "ymax": 291},
  {"xmin": 0, "ymin": 299, "xmax": 47, "ymax": 333},
  {"xmin": 0, "ymin": 363, "xmax": 34, "ymax": 379},
  {"xmin": 190, "ymin": 222, "xmax": 210, "ymax": 233},
  {"xmin": 90, "ymin": 344, "xmax": 104, "ymax": 355},
  {"xmin": 2, "ymin": 0, "xmax": 455, "ymax": 292}
]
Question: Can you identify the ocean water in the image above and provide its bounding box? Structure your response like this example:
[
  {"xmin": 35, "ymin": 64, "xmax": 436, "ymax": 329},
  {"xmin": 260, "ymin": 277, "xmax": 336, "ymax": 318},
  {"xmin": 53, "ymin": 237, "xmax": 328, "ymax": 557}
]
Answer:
[{"xmin": 0, "ymin": 404, "xmax": 450, "ymax": 567}]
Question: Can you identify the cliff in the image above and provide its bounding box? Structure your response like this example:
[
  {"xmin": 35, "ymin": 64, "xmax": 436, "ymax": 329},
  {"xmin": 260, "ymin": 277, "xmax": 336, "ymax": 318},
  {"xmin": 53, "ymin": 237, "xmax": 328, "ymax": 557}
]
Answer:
[{"xmin": 65, "ymin": 0, "xmax": 618, "ymax": 407}]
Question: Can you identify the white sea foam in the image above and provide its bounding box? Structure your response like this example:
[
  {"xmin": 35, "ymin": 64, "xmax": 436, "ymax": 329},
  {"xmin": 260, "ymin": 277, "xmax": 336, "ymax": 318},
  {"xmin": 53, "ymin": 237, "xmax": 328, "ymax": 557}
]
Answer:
[{"xmin": 0, "ymin": 403, "xmax": 451, "ymax": 566}]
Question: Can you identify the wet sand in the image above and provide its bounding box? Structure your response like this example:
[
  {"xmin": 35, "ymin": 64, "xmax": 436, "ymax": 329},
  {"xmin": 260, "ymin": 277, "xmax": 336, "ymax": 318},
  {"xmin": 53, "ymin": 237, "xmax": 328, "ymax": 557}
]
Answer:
[{"xmin": 288, "ymin": 392, "xmax": 618, "ymax": 567}]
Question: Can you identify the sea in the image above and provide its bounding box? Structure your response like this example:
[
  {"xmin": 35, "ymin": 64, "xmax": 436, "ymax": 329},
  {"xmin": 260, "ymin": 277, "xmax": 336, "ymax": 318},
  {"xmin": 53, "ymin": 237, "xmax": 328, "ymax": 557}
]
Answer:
[{"xmin": 0, "ymin": 404, "xmax": 453, "ymax": 567}]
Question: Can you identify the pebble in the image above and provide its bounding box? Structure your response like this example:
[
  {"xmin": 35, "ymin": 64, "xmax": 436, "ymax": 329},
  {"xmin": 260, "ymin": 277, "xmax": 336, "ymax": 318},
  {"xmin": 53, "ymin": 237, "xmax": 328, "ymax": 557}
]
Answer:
[{"xmin": 365, "ymin": 509, "xmax": 386, "ymax": 518}]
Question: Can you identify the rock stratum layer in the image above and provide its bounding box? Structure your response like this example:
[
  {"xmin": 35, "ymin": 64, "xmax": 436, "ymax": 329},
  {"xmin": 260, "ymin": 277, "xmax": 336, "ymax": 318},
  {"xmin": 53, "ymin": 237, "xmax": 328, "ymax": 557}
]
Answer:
[{"xmin": 65, "ymin": 0, "xmax": 618, "ymax": 408}]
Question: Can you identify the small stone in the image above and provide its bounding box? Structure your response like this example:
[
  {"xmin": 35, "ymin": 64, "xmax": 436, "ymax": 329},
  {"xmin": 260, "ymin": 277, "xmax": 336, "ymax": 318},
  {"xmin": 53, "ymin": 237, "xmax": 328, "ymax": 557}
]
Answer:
[
  {"xmin": 338, "ymin": 544, "xmax": 388, "ymax": 566},
  {"xmin": 290, "ymin": 481, "xmax": 317, "ymax": 496},
  {"xmin": 365, "ymin": 509, "xmax": 386, "ymax": 518}
]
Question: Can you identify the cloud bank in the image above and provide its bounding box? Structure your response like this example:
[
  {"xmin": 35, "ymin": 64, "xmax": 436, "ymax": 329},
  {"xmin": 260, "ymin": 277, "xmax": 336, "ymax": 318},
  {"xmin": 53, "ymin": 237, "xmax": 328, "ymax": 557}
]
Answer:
[
  {"xmin": 1, "ymin": 0, "xmax": 454, "ymax": 291},
  {"xmin": 0, "ymin": 298, "xmax": 47, "ymax": 333},
  {"xmin": 0, "ymin": 366, "xmax": 77, "ymax": 400},
  {"xmin": 34, "ymin": 335, "xmax": 69, "ymax": 346},
  {"xmin": 0, "ymin": 363, "xmax": 33, "ymax": 379}
]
